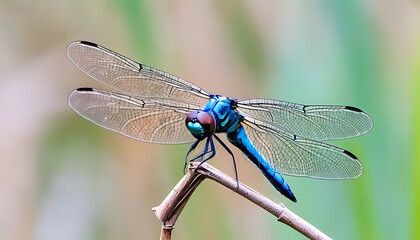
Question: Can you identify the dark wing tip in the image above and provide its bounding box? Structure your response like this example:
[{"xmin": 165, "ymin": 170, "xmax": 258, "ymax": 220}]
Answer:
[
  {"xmin": 345, "ymin": 106, "xmax": 363, "ymax": 113},
  {"xmin": 79, "ymin": 41, "xmax": 98, "ymax": 47},
  {"xmin": 67, "ymin": 41, "xmax": 99, "ymax": 61},
  {"xmin": 76, "ymin": 87, "xmax": 94, "ymax": 92},
  {"xmin": 343, "ymin": 150, "xmax": 358, "ymax": 160},
  {"xmin": 345, "ymin": 106, "xmax": 374, "ymax": 133}
]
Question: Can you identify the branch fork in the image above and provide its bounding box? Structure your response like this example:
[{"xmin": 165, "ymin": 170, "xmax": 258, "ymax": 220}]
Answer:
[{"xmin": 152, "ymin": 162, "xmax": 331, "ymax": 240}]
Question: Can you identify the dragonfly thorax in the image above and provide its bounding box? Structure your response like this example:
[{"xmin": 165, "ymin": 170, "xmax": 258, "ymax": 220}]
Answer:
[
  {"xmin": 185, "ymin": 111, "xmax": 216, "ymax": 140},
  {"xmin": 202, "ymin": 96, "xmax": 241, "ymax": 134}
]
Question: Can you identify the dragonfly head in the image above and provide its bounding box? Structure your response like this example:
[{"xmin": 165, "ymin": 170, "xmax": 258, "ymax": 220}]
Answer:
[{"xmin": 185, "ymin": 111, "xmax": 215, "ymax": 140}]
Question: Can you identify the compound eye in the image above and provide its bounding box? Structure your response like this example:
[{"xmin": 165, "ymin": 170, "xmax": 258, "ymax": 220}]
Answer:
[
  {"xmin": 185, "ymin": 111, "xmax": 199, "ymax": 125},
  {"xmin": 196, "ymin": 112, "xmax": 215, "ymax": 134},
  {"xmin": 185, "ymin": 111, "xmax": 216, "ymax": 140}
]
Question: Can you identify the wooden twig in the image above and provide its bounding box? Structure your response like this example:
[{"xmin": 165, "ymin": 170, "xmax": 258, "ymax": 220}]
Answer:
[
  {"xmin": 160, "ymin": 227, "xmax": 172, "ymax": 240},
  {"xmin": 153, "ymin": 168, "xmax": 205, "ymax": 239},
  {"xmin": 153, "ymin": 162, "xmax": 332, "ymax": 240}
]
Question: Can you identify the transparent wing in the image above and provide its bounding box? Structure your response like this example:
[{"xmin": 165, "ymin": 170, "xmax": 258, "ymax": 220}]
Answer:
[
  {"xmin": 242, "ymin": 116, "xmax": 363, "ymax": 179},
  {"xmin": 67, "ymin": 41, "xmax": 211, "ymax": 106},
  {"xmin": 237, "ymin": 99, "xmax": 373, "ymax": 141},
  {"xmin": 68, "ymin": 88, "xmax": 199, "ymax": 144}
]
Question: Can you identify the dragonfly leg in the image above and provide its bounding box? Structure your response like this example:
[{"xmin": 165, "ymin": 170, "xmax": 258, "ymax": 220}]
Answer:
[
  {"xmin": 214, "ymin": 134, "xmax": 239, "ymax": 191},
  {"xmin": 186, "ymin": 137, "xmax": 214, "ymax": 173},
  {"xmin": 189, "ymin": 137, "xmax": 211, "ymax": 162},
  {"xmin": 184, "ymin": 139, "xmax": 201, "ymax": 174},
  {"xmin": 195, "ymin": 136, "xmax": 216, "ymax": 172}
]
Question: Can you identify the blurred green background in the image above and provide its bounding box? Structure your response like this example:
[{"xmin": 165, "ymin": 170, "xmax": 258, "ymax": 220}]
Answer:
[{"xmin": 1, "ymin": 0, "xmax": 419, "ymax": 239}]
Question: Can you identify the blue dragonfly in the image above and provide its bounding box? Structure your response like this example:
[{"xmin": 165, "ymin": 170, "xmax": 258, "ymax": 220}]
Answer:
[{"xmin": 67, "ymin": 41, "xmax": 373, "ymax": 202}]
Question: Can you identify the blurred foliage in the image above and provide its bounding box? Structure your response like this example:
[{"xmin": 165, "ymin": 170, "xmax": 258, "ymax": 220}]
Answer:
[
  {"xmin": 109, "ymin": 0, "xmax": 158, "ymax": 58},
  {"xmin": 1, "ymin": 0, "xmax": 419, "ymax": 240},
  {"xmin": 412, "ymin": 37, "xmax": 420, "ymax": 239},
  {"xmin": 214, "ymin": 0, "xmax": 267, "ymax": 77},
  {"xmin": 38, "ymin": 115, "xmax": 108, "ymax": 197}
]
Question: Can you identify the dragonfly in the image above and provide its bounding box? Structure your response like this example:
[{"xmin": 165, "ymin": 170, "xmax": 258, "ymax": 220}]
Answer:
[{"xmin": 67, "ymin": 41, "xmax": 373, "ymax": 202}]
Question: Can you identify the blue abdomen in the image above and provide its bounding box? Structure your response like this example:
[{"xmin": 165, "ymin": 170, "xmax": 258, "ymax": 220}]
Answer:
[{"xmin": 227, "ymin": 125, "xmax": 297, "ymax": 202}]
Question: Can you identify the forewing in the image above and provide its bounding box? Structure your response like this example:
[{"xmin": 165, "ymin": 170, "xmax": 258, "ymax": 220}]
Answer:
[
  {"xmin": 68, "ymin": 88, "xmax": 199, "ymax": 144},
  {"xmin": 67, "ymin": 41, "xmax": 211, "ymax": 106},
  {"xmin": 237, "ymin": 99, "xmax": 373, "ymax": 141},
  {"xmin": 242, "ymin": 116, "xmax": 363, "ymax": 179}
]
